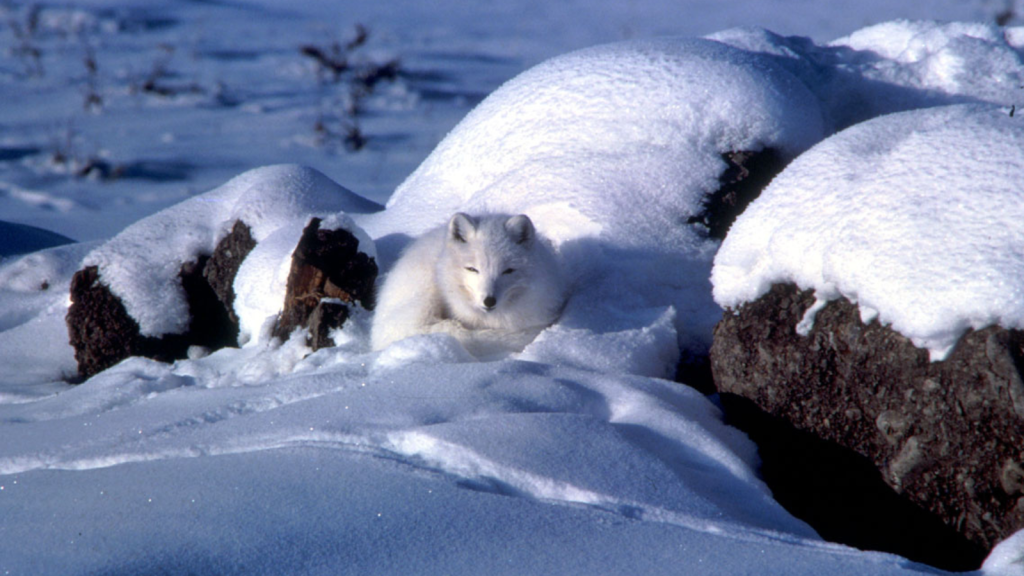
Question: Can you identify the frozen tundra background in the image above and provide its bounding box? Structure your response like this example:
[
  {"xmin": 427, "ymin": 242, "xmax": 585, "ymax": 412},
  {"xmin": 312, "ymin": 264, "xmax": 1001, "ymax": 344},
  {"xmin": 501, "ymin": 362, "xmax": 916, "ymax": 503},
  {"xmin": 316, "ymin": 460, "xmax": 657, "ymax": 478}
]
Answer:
[{"xmin": 3, "ymin": 0, "xmax": 1024, "ymax": 574}]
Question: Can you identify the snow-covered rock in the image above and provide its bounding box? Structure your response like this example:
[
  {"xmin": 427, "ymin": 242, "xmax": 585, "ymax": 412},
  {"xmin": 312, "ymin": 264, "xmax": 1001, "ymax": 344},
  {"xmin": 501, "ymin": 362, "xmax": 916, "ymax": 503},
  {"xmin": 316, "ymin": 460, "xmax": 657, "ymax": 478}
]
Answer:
[
  {"xmin": 359, "ymin": 37, "xmax": 826, "ymax": 372},
  {"xmin": 83, "ymin": 164, "xmax": 379, "ymax": 338},
  {"xmin": 713, "ymin": 103, "xmax": 1024, "ymax": 361},
  {"xmin": 709, "ymin": 102, "xmax": 1024, "ymax": 566}
]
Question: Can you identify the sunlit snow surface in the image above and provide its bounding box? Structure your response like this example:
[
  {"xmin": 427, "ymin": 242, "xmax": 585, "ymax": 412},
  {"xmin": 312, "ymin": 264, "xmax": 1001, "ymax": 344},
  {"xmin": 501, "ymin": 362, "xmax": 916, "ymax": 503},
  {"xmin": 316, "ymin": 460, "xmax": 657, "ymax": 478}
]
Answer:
[{"xmin": 3, "ymin": 1, "xmax": 1024, "ymax": 574}]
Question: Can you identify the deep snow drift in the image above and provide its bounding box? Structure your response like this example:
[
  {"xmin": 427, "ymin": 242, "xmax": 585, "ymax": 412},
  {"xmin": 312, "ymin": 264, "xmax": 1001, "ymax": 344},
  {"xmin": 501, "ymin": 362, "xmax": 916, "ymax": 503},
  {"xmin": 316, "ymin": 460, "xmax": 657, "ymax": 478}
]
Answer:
[{"xmin": 3, "ymin": 8, "xmax": 1024, "ymax": 576}]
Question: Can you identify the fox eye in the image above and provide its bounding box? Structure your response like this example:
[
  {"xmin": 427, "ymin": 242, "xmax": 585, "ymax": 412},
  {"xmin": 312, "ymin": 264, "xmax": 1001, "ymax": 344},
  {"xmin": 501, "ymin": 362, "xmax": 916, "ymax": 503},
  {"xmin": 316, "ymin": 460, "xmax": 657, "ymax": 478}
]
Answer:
[
  {"xmin": 502, "ymin": 268, "xmax": 516, "ymax": 275},
  {"xmin": 464, "ymin": 267, "xmax": 478, "ymax": 273}
]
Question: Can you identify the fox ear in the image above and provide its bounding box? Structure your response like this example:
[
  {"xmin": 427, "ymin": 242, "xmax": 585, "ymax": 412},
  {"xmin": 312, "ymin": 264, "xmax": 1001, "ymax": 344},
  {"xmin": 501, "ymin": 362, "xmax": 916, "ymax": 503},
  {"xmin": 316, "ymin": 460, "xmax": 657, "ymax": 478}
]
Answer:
[
  {"xmin": 505, "ymin": 214, "xmax": 535, "ymax": 246},
  {"xmin": 448, "ymin": 212, "xmax": 476, "ymax": 243}
]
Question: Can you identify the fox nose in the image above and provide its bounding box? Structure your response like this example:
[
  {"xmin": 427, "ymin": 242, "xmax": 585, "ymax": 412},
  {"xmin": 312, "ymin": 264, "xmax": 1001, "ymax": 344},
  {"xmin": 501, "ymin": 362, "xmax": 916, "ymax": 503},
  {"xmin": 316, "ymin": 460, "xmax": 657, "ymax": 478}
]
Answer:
[{"xmin": 483, "ymin": 295, "xmax": 496, "ymax": 309}]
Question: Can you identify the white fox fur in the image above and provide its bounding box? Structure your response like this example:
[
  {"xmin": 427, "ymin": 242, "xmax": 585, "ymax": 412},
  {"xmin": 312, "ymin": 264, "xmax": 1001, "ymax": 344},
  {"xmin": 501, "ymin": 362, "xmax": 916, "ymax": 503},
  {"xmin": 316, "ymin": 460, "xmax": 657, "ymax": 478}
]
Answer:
[{"xmin": 370, "ymin": 213, "xmax": 566, "ymax": 356}]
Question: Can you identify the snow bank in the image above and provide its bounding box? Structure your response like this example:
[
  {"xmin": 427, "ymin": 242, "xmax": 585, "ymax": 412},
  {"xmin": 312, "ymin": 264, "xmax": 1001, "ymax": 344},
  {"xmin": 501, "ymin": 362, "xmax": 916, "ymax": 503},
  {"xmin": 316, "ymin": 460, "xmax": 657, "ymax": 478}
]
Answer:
[
  {"xmin": 376, "ymin": 37, "xmax": 824, "ymax": 239},
  {"xmin": 0, "ymin": 344, "xmax": 825, "ymax": 573},
  {"xmin": 712, "ymin": 103, "xmax": 1024, "ymax": 360},
  {"xmin": 709, "ymin": 21, "xmax": 1024, "ymax": 131},
  {"xmin": 0, "ymin": 242, "xmax": 96, "ymax": 400},
  {"xmin": 832, "ymin": 20, "xmax": 1024, "ymax": 106},
  {"xmin": 984, "ymin": 529, "xmax": 1024, "ymax": 576},
  {"xmin": 83, "ymin": 164, "xmax": 380, "ymax": 338},
  {"xmin": 358, "ymin": 37, "xmax": 826, "ymax": 372}
]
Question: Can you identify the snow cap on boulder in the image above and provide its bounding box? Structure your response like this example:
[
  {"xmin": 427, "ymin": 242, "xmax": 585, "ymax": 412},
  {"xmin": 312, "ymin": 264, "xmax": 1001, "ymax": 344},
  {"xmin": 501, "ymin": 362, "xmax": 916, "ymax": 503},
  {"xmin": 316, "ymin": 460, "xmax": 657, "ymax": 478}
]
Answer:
[
  {"xmin": 84, "ymin": 165, "xmax": 378, "ymax": 337},
  {"xmin": 713, "ymin": 104, "xmax": 1024, "ymax": 360}
]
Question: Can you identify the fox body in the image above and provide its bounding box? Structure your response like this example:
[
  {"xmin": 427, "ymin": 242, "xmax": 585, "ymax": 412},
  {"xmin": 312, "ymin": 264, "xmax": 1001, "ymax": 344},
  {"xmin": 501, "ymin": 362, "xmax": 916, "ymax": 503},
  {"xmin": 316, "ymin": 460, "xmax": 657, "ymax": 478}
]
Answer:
[{"xmin": 370, "ymin": 213, "xmax": 566, "ymax": 355}]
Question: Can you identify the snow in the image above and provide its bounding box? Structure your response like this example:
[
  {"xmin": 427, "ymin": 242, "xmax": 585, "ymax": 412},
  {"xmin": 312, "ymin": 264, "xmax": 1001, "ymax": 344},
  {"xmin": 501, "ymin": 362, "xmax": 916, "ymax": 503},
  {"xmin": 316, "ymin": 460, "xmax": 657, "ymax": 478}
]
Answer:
[
  {"xmin": 0, "ymin": 348, "xmax": 927, "ymax": 575},
  {"xmin": 712, "ymin": 104, "xmax": 1024, "ymax": 360},
  {"xmin": 363, "ymin": 36, "xmax": 826, "ymax": 363},
  {"xmin": 4, "ymin": 0, "xmax": 1024, "ymax": 574},
  {"xmin": 985, "ymin": 530, "xmax": 1024, "ymax": 576},
  {"xmin": 82, "ymin": 164, "xmax": 379, "ymax": 337},
  {"xmin": 709, "ymin": 20, "xmax": 1024, "ymax": 131}
]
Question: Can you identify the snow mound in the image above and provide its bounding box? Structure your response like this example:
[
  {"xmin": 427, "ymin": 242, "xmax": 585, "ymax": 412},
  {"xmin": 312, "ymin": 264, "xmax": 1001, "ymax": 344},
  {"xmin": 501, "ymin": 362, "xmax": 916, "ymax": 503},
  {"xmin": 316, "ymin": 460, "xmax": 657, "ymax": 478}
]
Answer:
[
  {"xmin": 83, "ymin": 164, "xmax": 380, "ymax": 338},
  {"xmin": 709, "ymin": 22, "xmax": 1024, "ymax": 131},
  {"xmin": 0, "ymin": 220, "xmax": 75, "ymax": 258},
  {"xmin": 0, "ymin": 242, "xmax": 95, "ymax": 399},
  {"xmin": 358, "ymin": 37, "xmax": 826, "ymax": 370},
  {"xmin": 832, "ymin": 20, "xmax": 1024, "ymax": 107},
  {"xmin": 712, "ymin": 103, "xmax": 1024, "ymax": 360},
  {"xmin": 377, "ymin": 37, "xmax": 824, "ymax": 240}
]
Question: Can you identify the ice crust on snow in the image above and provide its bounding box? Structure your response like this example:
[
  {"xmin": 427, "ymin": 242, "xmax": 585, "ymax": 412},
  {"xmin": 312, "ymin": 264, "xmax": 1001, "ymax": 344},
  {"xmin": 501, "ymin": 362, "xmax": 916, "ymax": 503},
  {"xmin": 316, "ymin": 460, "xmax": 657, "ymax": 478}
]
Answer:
[
  {"xmin": 82, "ymin": 164, "xmax": 379, "ymax": 337},
  {"xmin": 0, "ymin": 349, "xmax": 825, "ymax": 573},
  {"xmin": 712, "ymin": 104, "xmax": 1024, "ymax": 360}
]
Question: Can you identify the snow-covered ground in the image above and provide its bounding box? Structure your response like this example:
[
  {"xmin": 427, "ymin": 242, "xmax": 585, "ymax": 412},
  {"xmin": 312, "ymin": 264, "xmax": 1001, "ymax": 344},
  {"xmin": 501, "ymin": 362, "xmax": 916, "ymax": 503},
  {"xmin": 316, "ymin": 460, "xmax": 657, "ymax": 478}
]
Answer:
[{"xmin": 3, "ymin": 1, "xmax": 1024, "ymax": 574}]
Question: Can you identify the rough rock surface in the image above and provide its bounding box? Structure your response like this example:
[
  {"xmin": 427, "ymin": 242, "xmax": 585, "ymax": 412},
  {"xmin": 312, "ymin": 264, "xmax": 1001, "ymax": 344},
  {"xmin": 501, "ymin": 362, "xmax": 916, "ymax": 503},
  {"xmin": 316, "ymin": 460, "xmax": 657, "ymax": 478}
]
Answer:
[
  {"xmin": 67, "ymin": 266, "xmax": 188, "ymax": 379},
  {"xmin": 711, "ymin": 282, "xmax": 1024, "ymax": 569},
  {"xmin": 66, "ymin": 221, "xmax": 257, "ymax": 379},
  {"xmin": 204, "ymin": 220, "xmax": 257, "ymax": 326},
  {"xmin": 272, "ymin": 217, "xmax": 376, "ymax": 349}
]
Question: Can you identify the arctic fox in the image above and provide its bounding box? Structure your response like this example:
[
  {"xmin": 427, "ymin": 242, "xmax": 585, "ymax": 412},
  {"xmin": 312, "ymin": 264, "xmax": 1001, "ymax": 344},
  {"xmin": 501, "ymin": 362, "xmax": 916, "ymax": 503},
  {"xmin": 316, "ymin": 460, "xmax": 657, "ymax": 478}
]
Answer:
[{"xmin": 370, "ymin": 212, "xmax": 566, "ymax": 356}]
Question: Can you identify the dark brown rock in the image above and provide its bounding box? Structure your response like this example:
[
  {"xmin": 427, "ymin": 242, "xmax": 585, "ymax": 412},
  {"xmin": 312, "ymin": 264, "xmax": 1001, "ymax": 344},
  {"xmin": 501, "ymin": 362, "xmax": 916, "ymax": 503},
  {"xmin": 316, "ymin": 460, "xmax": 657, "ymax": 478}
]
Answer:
[
  {"xmin": 67, "ymin": 266, "xmax": 189, "ymax": 379},
  {"xmin": 68, "ymin": 266, "xmax": 147, "ymax": 379},
  {"xmin": 272, "ymin": 217, "xmax": 376, "ymax": 349},
  {"xmin": 711, "ymin": 282, "xmax": 1024, "ymax": 569},
  {"xmin": 308, "ymin": 300, "xmax": 351, "ymax": 350},
  {"xmin": 204, "ymin": 220, "xmax": 257, "ymax": 326}
]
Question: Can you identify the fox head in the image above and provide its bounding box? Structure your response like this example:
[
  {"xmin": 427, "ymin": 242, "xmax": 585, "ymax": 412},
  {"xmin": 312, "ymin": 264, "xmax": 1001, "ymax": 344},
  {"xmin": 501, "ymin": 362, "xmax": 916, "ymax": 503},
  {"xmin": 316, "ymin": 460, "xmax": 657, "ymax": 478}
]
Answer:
[{"xmin": 441, "ymin": 212, "xmax": 536, "ymax": 322}]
